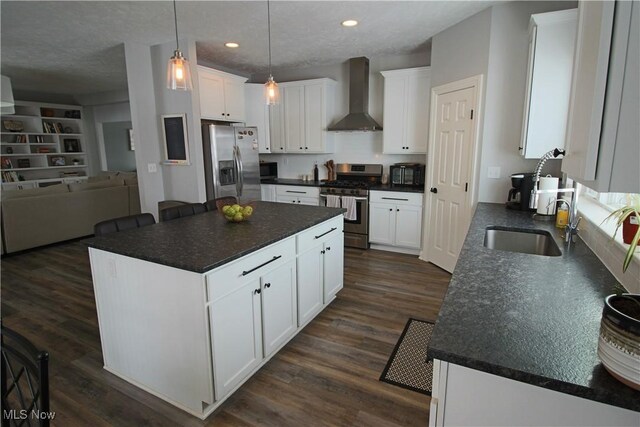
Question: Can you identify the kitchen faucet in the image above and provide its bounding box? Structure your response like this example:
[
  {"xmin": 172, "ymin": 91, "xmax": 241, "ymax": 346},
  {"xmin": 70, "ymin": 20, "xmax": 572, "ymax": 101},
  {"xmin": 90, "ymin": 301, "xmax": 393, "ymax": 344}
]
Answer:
[{"xmin": 529, "ymin": 148, "xmax": 581, "ymax": 243}]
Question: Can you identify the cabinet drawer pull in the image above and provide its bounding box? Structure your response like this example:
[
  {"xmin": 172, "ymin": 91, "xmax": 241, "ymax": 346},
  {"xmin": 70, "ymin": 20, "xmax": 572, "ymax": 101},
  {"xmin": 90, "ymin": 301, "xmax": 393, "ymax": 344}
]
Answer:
[
  {"xmin": 381, "ymin": 197, "xmax": 409, "ymax": 201},
  {"xmin": 242, "ymin": 255, "xmax": 282, "ymax": 276},
  {"xmin": 286, "ymin": 190, "xmax": 307, "ymax": 194},
  {"xmin": 314, "ymin": 227, "xmax": 337, "ymax": 239}
]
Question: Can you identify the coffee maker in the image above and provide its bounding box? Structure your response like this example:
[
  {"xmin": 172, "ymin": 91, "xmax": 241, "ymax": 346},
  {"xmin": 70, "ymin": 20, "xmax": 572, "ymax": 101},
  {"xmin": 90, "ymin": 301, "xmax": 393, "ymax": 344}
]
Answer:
[{"xmin": 506, "ymin": 172, "xmax": 535, "ymax": 210}]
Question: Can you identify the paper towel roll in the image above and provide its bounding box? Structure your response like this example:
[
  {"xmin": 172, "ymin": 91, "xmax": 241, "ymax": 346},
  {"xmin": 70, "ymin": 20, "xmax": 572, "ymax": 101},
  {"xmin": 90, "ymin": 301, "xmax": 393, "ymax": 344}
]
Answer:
[{"xmin": 537, "ymin": 176, "xmax": 559, "ymax": 215}]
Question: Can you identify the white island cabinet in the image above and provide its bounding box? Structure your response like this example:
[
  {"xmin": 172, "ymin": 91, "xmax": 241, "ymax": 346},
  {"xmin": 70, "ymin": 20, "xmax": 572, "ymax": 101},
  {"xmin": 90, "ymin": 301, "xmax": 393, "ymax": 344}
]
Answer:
[{"xmin": 88, "ymin": 210, "xmax": 343, "ymax": 420}]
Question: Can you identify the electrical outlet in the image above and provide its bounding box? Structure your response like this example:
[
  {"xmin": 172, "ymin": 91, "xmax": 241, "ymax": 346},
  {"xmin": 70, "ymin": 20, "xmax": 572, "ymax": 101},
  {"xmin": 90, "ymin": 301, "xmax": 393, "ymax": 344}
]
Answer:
[
  {"xmin": 148, "ymin": 163, "xmax": 157, "ymax": 173},
  {"xmin": 488, "ymin": 166, "xmax": 501, "ymax": 179}
]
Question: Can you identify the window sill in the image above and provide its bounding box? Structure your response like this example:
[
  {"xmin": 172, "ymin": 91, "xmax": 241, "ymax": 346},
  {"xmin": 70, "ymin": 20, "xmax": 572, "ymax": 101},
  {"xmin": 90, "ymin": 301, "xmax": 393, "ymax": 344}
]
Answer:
[{"xmin": 578, "ymin": 197, "xmax": 639, "ymax": 293}]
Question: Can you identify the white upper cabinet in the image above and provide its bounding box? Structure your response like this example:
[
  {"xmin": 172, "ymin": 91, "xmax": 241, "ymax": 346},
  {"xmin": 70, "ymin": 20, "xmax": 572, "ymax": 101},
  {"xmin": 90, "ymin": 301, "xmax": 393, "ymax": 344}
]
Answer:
[
  {"xmin": 198, "ymin": 66, "xmax": 247, "ymax": 122},
  {"xmin": 562, "ymin": 1, "xmax": 639, "ymax": 193},
  {"xmin": 520, "ymin": 9, "xmax": 577, "ymax": 159},
  {"xmin": 267, "ymin": 78, "xmax": 335, "ymax": 154},
  {"xmin": 245, "ymin": 84, "xmax": 271, "ymax": 153},
  {"xmin": 381, "ymin": 67, "xmax": 431, "ymax": 154}
]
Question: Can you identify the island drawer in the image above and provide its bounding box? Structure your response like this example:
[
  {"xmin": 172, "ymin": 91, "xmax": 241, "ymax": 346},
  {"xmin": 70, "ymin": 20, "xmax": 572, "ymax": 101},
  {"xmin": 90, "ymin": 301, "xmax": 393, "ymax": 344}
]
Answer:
[
  {"xmin": 297, "ymin": 216, "xmax": 344, "ymax": 254},
  {"xmin": 370, "ymin": 190, "xmax": 423, "ymax": 206},
  {"xmin": 276, "ymin": 185, "xmax": 320, "ymax": 198},
  {"xmin": 206, "ymin": 237, "xmax": 295, "ymax": 302}
]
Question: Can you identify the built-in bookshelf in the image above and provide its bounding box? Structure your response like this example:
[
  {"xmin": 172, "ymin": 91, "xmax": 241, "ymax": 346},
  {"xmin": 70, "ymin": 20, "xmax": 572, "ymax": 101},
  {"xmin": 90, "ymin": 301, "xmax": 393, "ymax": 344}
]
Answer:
[{"xmin": 1, "ymin": 101, "xmax": 88, "ymax": 189}]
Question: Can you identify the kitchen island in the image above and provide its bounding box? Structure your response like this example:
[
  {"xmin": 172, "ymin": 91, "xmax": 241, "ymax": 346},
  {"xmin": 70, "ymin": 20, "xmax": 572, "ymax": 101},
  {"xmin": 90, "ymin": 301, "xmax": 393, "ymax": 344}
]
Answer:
[
  {"xmin": 86, "ymin": 202, "xmax": 345, "ymax": 419},
  {"xmin": 427, "ymin": 203, "xmax": 639, "ymax": 426}
]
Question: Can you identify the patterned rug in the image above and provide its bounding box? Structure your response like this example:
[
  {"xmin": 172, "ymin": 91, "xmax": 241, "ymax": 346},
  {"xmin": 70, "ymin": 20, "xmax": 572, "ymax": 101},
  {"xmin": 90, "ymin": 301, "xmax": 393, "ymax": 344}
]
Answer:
[{"xmin": 379, "ymin": 318, "xmax": 434, "ymax": 395}]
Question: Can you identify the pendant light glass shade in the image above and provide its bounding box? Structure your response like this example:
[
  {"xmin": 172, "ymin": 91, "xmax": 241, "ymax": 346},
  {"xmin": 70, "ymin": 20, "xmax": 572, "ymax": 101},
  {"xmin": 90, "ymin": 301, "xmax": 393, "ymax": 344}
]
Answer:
[
  {"xmin": 167, "ymin": 49, "xmax": 192, "ymax": 91},
  {"xmin": 166, "ymin": 0, "xmax": 192, "ymax": 91},
  {"xmin": 264, "ymin": 0, "xmax": 278, "ymax": 105},
  {"xmin": 264, "ymin": 75, "xmax": 279, "ymax": 105}
]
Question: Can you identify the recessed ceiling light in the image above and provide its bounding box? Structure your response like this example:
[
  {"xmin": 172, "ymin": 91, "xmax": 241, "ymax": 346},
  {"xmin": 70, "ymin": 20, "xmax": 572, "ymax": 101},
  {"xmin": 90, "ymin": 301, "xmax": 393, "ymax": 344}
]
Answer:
[
  {"xmin": 225, "ymin": 42, "xmax": 239, "ymax": 48},
  {"xmin": 341, "ymin": 20, "xmax": 358, "ymax": 27}
]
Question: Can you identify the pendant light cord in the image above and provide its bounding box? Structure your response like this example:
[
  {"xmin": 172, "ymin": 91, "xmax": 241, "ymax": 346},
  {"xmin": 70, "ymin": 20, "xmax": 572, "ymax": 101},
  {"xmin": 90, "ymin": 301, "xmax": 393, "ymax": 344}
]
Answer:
[
  {"xmin": 173, "ymin": 0, "xmax": 180, "ymax": 50},
  {"xmin": 267, "ymin": 0, "xmax": 272, "ymax": 76}
]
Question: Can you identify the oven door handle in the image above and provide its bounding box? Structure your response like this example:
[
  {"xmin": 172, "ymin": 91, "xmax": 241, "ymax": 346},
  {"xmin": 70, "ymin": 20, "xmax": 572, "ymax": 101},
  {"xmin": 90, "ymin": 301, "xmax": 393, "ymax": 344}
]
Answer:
[{"xmin": 319, "ymin": 194, "xmax": 368, "ymax": 201}]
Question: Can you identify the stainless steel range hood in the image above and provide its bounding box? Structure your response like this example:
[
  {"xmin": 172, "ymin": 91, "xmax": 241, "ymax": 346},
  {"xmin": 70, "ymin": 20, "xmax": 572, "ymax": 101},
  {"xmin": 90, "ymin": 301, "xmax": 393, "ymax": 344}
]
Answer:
[{"xmin": 328, "ymin": 57, "xmax": 382, "ymax": 132}]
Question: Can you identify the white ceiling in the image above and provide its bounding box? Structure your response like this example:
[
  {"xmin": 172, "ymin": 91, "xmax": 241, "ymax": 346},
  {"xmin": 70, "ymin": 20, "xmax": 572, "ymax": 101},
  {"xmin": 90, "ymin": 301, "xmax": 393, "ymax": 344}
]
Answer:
[{"xmin": 1, "ymin": 1, "xmax": 496, "ymax": 96}]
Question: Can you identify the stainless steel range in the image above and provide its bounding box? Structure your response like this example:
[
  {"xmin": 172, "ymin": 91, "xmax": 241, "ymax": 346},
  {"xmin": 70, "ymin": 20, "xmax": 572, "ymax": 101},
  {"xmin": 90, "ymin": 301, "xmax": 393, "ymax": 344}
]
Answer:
[{"xmin": 320, "ymin": 164, "xmax": 383, "ymax": 249}]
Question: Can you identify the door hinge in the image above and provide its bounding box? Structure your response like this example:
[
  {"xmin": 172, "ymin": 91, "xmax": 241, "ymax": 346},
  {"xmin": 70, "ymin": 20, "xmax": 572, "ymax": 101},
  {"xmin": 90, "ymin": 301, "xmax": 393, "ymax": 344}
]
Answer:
[
  {"xmin": 465, "ymin": 182, "xmax": 468, "ymax": 192},
  {"xmin": 470, "ymin": 109, "xmax": 474, "ymax": 120}
]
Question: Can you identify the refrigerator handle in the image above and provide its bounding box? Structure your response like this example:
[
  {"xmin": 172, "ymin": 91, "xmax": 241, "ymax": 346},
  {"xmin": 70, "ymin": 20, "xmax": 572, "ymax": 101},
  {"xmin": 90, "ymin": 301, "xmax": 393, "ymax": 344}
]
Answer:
[
  {"xmin": 236, "ymin": 145, "xmax": 244, "ymax": 196},
  {"xmin": 232, "ymin": 146, "xmax": 243, "ymax": 197}
]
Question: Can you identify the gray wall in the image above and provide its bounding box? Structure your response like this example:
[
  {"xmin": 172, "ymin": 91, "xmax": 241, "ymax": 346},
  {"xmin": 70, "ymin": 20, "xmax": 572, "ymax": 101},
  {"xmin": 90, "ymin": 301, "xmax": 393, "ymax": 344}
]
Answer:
[
  {"xmin": 429, "ymin": 1, "xmax": 575, "ymax": 205},
  {"xmin": 124, "ymin": 41, "xmax": 166, "ymax": 217},
  {"xmin": 479, "ymin": 1, "xmax": 574, "ymax": 203},
  {"xmin": 103, "ymin": 121, "xmax": 135, "ymax": 171}
]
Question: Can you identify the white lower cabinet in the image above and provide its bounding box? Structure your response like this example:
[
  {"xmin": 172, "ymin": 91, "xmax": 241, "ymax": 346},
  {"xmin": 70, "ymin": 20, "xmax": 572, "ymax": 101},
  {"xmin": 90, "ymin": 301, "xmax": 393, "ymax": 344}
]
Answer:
[
  {"xmin": 275, "ymin": 185, "xmax": 320, "ymax": 206},
  {"xmin": 261, "ymin": 184, "xmax": 277, "ymax": 202},
  {"xmin": 209, "ymin": 258, "xmax": 296, "ymax": 398},
  {"xmin": 209, "ymin": 277, "xmax": 263, "ymax": 399},
  {"xmin": 369, "ymin": 191, "xmax": 423, "ymax": 252},
  {"xmin": 430, "ymin": 360, "xmax": 639, "ymax": 427},
  {"xmin": 261, "ymin": 260, "xmax": 297, "ymax": 356},
  {"xmin": 296, "ymin": 217, "xmax": 344, "ymax": 325}
]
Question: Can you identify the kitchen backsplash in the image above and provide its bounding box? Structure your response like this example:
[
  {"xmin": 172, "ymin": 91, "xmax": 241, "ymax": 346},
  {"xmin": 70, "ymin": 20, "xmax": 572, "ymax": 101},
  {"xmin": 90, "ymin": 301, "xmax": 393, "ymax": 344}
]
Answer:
[{"xmin": 259, "ymin": 132, "xmax": 425, "ymax": 180}]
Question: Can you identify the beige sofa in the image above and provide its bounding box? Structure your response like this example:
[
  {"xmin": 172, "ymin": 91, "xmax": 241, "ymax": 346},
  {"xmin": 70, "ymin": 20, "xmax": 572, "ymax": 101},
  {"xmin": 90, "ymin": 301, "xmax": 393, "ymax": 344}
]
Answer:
[{"xmin": 1, "ymin": 175, "xmax": 141, "ymax": 253}]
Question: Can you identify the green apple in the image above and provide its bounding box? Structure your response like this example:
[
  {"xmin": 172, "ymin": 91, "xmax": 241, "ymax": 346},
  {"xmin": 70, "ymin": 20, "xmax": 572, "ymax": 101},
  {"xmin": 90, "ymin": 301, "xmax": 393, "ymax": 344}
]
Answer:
[
  {"xmin": 242, "ymin": 206, "xmax": 253, "ymax": 217},
  {"xmin": 233, "ymin": 212, "xmax": 244, "ymax": 222}
]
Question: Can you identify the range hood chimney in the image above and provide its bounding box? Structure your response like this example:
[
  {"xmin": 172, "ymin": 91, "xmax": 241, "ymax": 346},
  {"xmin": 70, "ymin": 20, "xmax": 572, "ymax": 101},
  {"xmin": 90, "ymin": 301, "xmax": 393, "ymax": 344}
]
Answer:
[{"xmin": 328, "ymin": 57, "xmax": 382, "ymax": 132}]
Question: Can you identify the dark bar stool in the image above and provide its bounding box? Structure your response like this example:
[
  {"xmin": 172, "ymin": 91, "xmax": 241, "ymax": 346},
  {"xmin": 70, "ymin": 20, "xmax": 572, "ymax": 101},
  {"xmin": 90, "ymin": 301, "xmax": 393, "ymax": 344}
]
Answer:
[
  {"xmin": 159, "ymin": 203, "xmax": 207, "ymax": 222},
  {"xmin": 94, "ymin": 213, "xmax": 156, "ymax": 236},
  {"xmin": 1, "ymin": 324, "xmax": 50, "ymax": 427}
]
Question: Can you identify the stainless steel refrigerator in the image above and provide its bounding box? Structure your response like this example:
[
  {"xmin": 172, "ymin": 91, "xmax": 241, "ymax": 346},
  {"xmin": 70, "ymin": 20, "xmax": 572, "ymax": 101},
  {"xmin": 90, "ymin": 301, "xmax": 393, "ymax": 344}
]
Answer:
[{"xmin": 202, "ymin": 124, "xmax": 261, "ymax": 204}]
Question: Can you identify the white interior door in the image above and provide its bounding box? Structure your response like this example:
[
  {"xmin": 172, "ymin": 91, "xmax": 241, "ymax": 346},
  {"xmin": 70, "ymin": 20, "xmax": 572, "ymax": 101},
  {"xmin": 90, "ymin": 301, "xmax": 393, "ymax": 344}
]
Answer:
[{"xmin": 426, "ymin": 85, "xmax": 478, "ymax": 273}]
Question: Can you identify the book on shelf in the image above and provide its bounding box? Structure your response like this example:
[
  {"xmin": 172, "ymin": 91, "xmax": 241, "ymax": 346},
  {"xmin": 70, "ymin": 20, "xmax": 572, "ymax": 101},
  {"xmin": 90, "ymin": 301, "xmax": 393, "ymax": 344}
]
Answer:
[
  {"xmin": 16, "ymin": 134, "xmax": 27, "ymax": 143},
  {"xmin": 1, "ymin": 158, "xmax": 13, "ymax": 169},
  {"xmin": 36, "ymin": 147, "xmax": 51, "ymax": 153},
  {"xmin": 17, "ymin": 159, "xmax": 30, "ymax": 168},
  {"xmin": 2, "ymin": 171, "xmax": 19, "ymax": 182}
]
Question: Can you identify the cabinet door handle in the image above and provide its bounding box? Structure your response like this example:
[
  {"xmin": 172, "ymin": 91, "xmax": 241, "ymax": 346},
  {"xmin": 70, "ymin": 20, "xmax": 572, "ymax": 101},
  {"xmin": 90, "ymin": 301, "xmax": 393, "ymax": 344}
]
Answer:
[
  {"xmin": 254, "ymin": 289, "xmax": 261, "ymax": 295},
  {"xmin": 397, "ymin": 209, "xmax": 400, "ymax": 212},
  {"xmin": 321, "ymin": 250, "xmax": 325, "ymax": 254},
  {"xmin": 315, "ymin": 227, "xmax": 337, "ymax": 239},
  {"xmin": 382, "ymin": 197, "xmax": 409, "ymax": 201},
  {"xmin": 286, "ymin": 190, "xmax": 306, "ymax": 194},
  {"xmin": 430, "ymin": 188, "xmax": 438, "ymax": 194},
  {"xmin": 326, "ymin": 247, "xmax": 331, "ymax": 251},
  {"xmin": 242, "ymin": 255, "xmax": 282, "ymax": 276},
  {"xmin": 299, "ymin": 147, "xmax": 303, "ymax": 150},
  {"xmin": 389, "ymin": 208, "xmax": 393, "ymax": 211},
  {"xmin": 264, "ymin": 283, "xmax": 271, "ymax": 289}
]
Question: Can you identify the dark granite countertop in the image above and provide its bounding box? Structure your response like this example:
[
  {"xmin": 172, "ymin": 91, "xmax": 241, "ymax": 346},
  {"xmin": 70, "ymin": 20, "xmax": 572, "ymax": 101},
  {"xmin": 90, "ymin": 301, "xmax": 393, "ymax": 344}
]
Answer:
[
  {"xmin": 427, "ymin": 203, "xmax": 639, "ymax": 412},
  {"xmin": 260, "ymin": 178, "xmax": 322, "ymax": 187},
  {"xmin": 86, "ymin": 202, "xmax": 344, "ymax": 274},
  {"xmin": 370, "ymin": 185, "xmax": 424, "ymax": 193},
  {"xmin": 260, "ymin": 179, "xmax": 425, "ymax": 193}
]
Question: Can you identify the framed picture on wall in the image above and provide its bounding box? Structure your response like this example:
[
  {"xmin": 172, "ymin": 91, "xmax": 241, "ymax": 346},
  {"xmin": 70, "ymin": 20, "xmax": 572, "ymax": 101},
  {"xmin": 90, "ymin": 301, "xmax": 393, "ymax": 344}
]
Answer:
[
  {"xmin": 63, "ymin": 139, "xmax": 80, "ymax": 153},
  {"xmin": 161, "ymin": 114, "xmax": 189, "ymax": 165}
]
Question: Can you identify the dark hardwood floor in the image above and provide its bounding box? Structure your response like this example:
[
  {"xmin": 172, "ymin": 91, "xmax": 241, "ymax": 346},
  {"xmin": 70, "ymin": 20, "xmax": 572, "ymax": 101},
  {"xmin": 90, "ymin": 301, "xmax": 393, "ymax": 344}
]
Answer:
[{"xmin": 1, "ymin": 241, "xmax": 450, "ymax": 426}]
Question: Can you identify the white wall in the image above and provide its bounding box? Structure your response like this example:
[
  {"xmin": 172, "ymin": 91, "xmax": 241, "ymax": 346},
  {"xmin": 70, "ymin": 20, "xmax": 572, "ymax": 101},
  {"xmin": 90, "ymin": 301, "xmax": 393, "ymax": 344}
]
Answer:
[
  {"xmin": 86, "ymin": 101, "xmax": 132, "ymax": 172},
  {"xmin": 150, "ymin": 39, "xmax": 206, "ymax": 203},
  {"xmin": 253, "ymin": 52, "xmax": 430, "ymax": 178},
  {"xmin": 479, "ymin": 1, "xmax": 574, "ymax": 203},
  {"xmin": 124, "ymin": 41, "xmax": 166, "ymax": 217}
]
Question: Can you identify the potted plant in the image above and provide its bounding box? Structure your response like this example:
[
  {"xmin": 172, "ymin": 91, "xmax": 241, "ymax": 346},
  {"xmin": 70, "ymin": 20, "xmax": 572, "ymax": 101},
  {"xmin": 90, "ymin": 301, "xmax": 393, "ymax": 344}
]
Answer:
[{"xmin": 603, "ymin": 195, "xmax": 639, "ymax": 272}]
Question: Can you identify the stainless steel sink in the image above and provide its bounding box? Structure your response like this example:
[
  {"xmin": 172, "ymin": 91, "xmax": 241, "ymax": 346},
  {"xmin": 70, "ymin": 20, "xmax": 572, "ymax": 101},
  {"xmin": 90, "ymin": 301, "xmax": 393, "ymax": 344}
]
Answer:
[{"xmin": 483, "ymin": 227, "xmax": 562, "ymax": 256}]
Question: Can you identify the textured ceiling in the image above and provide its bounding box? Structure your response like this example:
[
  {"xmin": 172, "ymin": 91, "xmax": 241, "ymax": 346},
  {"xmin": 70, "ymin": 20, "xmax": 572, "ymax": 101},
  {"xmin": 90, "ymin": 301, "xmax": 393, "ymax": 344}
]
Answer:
[{"xmin": 1, "ymin": 1, "xmax": 495, "ymax": 96}]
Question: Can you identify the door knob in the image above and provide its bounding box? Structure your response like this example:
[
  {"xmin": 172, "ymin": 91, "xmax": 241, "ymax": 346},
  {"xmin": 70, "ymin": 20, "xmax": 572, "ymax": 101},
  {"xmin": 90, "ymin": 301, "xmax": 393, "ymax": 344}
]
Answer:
[{"xmin": 430, "ymin": 188, "xmax": 438, "ymax": 194}]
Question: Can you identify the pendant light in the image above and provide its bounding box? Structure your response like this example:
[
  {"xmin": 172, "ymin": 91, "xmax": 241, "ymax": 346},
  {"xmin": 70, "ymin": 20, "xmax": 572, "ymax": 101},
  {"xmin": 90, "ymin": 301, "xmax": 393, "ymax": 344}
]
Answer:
[
  {"xmin": 167, "ymin": 0, "xmax": 192, "ymax": 91},
  {"xmin": 264, "ymin": 0, "xmax": 279, "ymax": 105}
]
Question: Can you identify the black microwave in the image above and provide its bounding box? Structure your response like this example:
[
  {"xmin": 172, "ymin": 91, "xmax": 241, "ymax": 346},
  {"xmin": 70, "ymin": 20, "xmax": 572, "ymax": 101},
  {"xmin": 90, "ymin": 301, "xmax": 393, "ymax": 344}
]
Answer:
[
  {"xmin": 259, "ymin": 161, "xmax": 278, "ymax": 179},
  {"xmin": 389, "ymin": 163, "xmax": 425, "ymax": 187}
]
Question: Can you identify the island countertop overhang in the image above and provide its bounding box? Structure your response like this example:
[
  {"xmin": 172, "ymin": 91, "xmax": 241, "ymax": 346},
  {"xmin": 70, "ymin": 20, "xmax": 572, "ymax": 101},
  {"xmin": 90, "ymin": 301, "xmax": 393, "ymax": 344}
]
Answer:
[{"xmin": 86, "ymin": 201, "xmax": 345, "ymax": 274}]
